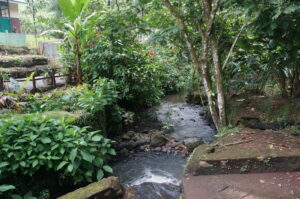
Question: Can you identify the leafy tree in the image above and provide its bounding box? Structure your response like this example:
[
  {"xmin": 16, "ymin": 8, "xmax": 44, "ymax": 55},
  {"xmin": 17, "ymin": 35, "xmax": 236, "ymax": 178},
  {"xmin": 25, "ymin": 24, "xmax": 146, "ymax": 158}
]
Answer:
[
  {"xmin": 157, "ymin": 0, "xmax": 234, "ymax": 130},
  {"xmin": 56, "ymin": 0, "xmax": 94, "ymax": 84}
]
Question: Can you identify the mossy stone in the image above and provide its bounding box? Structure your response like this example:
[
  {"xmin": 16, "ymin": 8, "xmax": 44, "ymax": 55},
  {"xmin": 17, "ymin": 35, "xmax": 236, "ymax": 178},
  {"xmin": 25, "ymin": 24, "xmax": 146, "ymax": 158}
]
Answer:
[
  {"xmin": 57, "ymin": 176, "xmax": 123, "ymax": 199},
  {"xmin": 150, "ymin": 133, "xmax": 168, "ymax": 147}
]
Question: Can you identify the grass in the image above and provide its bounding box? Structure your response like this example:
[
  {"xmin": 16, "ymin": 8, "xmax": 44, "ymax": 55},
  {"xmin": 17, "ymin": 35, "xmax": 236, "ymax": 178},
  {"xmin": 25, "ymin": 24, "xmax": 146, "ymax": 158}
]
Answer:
[{"xmin": 25, "ymin": 35, "xmax": 59, "ymax": 49}]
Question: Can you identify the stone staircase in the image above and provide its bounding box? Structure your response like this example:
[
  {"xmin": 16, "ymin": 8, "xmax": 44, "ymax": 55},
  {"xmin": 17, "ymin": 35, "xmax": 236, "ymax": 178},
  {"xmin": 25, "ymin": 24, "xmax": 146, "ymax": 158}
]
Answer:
[{"xmin": 0, "ymin": 52, "xmax": 65, "ymax": 92}]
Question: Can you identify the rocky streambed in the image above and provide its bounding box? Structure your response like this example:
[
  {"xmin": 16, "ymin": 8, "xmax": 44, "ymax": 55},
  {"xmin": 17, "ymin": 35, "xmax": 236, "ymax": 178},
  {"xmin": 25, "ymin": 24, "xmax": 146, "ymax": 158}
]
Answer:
[{"xmin": 112, "ymin": 94, "xmax": 217, "ymax": 199}]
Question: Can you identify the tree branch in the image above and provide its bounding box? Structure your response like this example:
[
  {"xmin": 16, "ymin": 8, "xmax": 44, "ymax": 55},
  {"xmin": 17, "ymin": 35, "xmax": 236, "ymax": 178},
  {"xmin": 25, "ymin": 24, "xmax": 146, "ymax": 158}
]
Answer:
[
  {"xmin": 222, "ymin": 22, "xmax": 249, "ymax": 69},
  {"xmin": 202, "ymin": 0, "xmax": 220, "ymax": 36},
  {"xmin": 161, "ymin": 0, "xmax": 200, "ymax": 66}
]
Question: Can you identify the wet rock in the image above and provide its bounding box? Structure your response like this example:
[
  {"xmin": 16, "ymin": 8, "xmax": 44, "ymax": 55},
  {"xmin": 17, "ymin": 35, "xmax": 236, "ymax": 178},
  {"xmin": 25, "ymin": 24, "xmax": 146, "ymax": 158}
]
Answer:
[
  {"xmin": 120, "ymin": 148, "xmax": 129, "ymax": 155},
  {"xmin": 57, "ymin": 176, "xmax": 123, "ymax": 199},
  {"xmin": 154, "ymin": 147, "xmax": 162, "ymax": 152},
  {"xmin": 139, "ymin": 145, "xmax": 146, "ymax": 151},
  {"xmin": 0, "ymin": 95, "xmax": 16, "ymax": 109},
  {"xmin": 126, "ymin": 141, "xmax": 138, "ymax": 150},
  {"xmin": 117, "ymin": 142, "xmax": 127, "ymax": 150},
  {"xmin": 136, "ymin": 138, "xmax": 149, "ymax": 147},
  {"xmin": 122, "ymin": 131, "xmax": 135, "ymax": 140},
  {"xmin": 185, "ymin": 140, "xmax": 204, "ymax": 152},
  {"xmin": 150, "ymin": 133, "xmax": 168, "ymax": 147}
]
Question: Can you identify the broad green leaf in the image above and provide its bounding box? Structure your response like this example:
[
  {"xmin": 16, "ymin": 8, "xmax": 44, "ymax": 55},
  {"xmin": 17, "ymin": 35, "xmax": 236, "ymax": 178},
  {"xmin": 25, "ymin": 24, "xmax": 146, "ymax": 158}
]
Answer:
[
  {"xmin": 67, "ymin": 164, "xmax": 74, "ymax": 172},
  {"xmin": 100, "ymin": 148, "xmax": 107, "ymax": 155},
  {"xmin": 57, "ymin": 161, "xmax": 68, "ymax": 170},
  {"xmin": 32, "ymin": 160, "xmax": 38, "ymax": 168},
  {"xmin": 70, "ymin": 148, "xmax": 78, "ymax": 162},
  {"xmin": 40, "ymin": 137, "xmax": 51, "ymax": 144},
  {"xmin": 93, "ymin": 157, "xmax": 103, "ymax": 167},
  {"xmin": 0, "ymin": 162, "xmax": 9, "ymax": 168},
  {"xmin": 96, "ymin": 169, "xmax": 104, "ymax": 181},
  {"xmin": 0, "ymin": 184, "xmax": 15, "ymax": 192},
  {"xmin": 80, "ymin": 150, "xmax": 94, "ymax": 163},
  {"xmin": 92, "ymin": 135, "xmax": 102, "ymax": 141},
  {"xmin": 103, "ymin": 165, "xmax": 113, "ymax": 173},
  {"xmin": 57, "ymin": 0, "xmax": 91, "ymax": 22},
  {"xmin": 11, "ymin": 195, "xmax": 22, "ymax": 199}
]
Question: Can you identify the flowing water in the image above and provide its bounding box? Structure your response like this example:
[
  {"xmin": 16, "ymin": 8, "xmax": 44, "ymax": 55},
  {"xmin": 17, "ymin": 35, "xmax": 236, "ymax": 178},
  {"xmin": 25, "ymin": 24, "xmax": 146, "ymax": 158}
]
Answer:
[
  {"xmin": 155, "ymin": 94, "xmax": 216, "ymax": 144},
  {"xmin": 112, "ymin": 94, "xmax": 216, "ymax": 199}
]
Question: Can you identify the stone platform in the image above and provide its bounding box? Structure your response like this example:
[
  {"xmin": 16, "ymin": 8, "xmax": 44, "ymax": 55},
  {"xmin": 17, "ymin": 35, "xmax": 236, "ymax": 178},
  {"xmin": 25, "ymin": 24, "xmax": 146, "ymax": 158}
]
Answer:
[
  {"xmin": 184, "ymin": 128, "xmax": 300, "ymax": 198},
  {"xmin": 183, "ymin": 172, "xmax": 300, "ymax": 199}
]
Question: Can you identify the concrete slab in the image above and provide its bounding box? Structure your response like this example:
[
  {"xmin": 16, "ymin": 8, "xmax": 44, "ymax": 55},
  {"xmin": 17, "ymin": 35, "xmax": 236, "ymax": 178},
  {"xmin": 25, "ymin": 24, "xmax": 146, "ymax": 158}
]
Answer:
[
  {"xmin": 186, "ymin": 128, "xmax": 300, "ymax": 176},
  {"xmin": 183, "ymin": 172, "xmax": 300, "ymax": 199}
]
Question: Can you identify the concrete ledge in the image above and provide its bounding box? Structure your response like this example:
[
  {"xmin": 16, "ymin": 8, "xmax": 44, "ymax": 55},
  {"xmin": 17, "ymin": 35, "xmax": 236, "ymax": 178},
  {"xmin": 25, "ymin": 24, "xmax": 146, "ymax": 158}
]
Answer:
[
  {"xmin": 183, "ymin": 172, "xmax": 300, "ymax": 199},
  {"xmin": 186, "ymin": 128, "xmax": 300, "ymax": 176},
  {"xmin": 57, "ymin": 176, "xmax": 123, "ymax": 199}
]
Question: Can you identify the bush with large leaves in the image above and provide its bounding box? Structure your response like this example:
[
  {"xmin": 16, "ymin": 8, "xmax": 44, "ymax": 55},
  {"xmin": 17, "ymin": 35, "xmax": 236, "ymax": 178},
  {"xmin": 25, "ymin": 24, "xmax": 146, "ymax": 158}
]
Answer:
[
  {"xmin": 0, "ymin": 115, "xmax": 115, "ymax": 186},
  {"xmin": 83, "ymin": 36, "xmax": 163, "ymax": 108}
]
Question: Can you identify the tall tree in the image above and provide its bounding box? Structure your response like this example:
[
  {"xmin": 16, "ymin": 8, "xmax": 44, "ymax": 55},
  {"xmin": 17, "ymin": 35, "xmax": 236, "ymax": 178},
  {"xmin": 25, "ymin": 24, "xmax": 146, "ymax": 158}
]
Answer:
[{"xmin": 160, "ymin": 0, "xmax": 229, "ymax": 130}]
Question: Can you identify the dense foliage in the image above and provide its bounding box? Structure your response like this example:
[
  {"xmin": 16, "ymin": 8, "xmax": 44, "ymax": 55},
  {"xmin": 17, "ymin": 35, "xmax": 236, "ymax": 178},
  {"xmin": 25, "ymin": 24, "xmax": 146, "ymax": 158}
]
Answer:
[
  {"xmin": 3, "ymin": 0, "xmax": 300, "ymax": 197},
  {"xmin": 0, "ymin": 115, "xmax": 115, "ymax": 197},
  {"xmin": 83, "ymin": 37, "xmax": 164, "ymax": 108},
  {"xmin": 26, "ymin": 78, "xmax": 118, "ymax": 113}
]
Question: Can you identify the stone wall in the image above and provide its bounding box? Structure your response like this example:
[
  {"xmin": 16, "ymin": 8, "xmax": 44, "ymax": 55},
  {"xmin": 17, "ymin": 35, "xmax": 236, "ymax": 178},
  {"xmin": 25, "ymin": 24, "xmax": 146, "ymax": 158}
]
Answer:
[
  {"xmin": 57, "ymin": 176, "xmax": 124, "ymax": 199},
  {"xmin": 38, "ymin": 41, "xmax": 61, "ymax": 61}
]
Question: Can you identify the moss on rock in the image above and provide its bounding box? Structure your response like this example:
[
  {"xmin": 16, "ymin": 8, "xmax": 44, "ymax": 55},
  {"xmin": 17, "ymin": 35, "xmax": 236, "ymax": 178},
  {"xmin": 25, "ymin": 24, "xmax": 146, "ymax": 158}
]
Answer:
[
  {"xmin": 185, "ymin": 128, "xmax": 300, "ymax": 176},
  {"xmin": 57, "ymin": 176, "xmax": 123, "ymax": 199},
  {"xmin": 0, "ymin": 55, "xmax": 48, "ymax": 68},
  {"xmin": 150, "ymin": 133, "xmax": 168, "ymax": 147}
]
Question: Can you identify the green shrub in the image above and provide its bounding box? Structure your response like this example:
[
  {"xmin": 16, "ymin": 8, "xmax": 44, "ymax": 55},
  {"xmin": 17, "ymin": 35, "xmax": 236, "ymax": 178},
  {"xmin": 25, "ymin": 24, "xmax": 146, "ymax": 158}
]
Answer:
[
  {"xmin": 13, "ymin": 78, "xmax": 123, "ymax": 133},
  {"xmin": 25, "ymin": 78, "xmax": 119, "ymax": 114},
  {"xmin": 83, "ymin": 39, "xmax": 163, "ymax": 108},
  {"xmin": 0, "ymin": 115, "xmax": 116, "ymax": 185}
]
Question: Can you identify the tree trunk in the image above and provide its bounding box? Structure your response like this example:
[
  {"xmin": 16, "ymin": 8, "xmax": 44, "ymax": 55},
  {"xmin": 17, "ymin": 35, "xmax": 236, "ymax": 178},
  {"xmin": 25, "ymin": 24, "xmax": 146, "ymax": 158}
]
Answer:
[
  {"xmin": 292, "ymin": 62, "xmax": 300, "ymax": 97},
  {"xmin": 160, "ymin": 0, "xmax": 222, "ymax": 130},
  {"xmin": 278, "ymin": 69, "xmax": 287, "ymax": 97},
  {"xmin": 199, "ymin": 37, "xmax": 221, "ymax": 130},
  {"xmin": 75, "ymin": 40, "xmax": 83, "ymax": 84},
  {"xmin": 211, "ymin": 37, "xmax": 227, "ymax": 125}
]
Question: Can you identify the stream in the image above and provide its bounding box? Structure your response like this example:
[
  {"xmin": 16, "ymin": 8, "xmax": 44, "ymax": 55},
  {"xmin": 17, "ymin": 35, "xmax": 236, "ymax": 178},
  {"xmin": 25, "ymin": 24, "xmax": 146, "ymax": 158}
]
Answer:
[{"xmin": 112, "ymin": 94, "xmax": 216, "ymax": 199}]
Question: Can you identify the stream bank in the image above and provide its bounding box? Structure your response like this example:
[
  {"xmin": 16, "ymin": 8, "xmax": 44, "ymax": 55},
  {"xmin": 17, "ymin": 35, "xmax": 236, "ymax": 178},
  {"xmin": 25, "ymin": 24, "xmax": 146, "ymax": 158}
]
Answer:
[
  {"xmin": 111, "ymin": 93, "xmax": 217, "ymax": 199},
  {"xmin": 58, "ymin": 94, "xmax": 300, "ymax": 199}
]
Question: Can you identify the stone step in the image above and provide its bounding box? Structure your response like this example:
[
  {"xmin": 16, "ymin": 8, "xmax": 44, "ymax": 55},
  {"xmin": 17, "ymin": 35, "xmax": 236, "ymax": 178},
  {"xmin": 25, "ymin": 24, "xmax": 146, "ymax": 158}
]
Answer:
[
  {"xmin": 185, "ymin": 128, "xmax": 300, "ymax": 176},
  {"xmin": 183, "ymin": 172, "xmax": 300, "ymax": 199},
  {"xmin": 0, "ymin": 55, "xmax": 48, "ymax": 68},
  {"xmin": 57, "ymin": 177, "xmax": 123, "ymax": 199},
  {"xmin": 0, "ymin": 65, "xmax": 50, "ymax": 78}
]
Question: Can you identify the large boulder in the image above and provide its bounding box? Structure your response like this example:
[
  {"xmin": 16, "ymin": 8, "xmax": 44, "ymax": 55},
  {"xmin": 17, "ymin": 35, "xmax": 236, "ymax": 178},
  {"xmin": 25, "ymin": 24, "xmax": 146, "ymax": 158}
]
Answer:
[
  {"xmin": 150, "ymin": 133, "xmax": 168, "ymax": 147},
  {"xmin": 57, "ymin": 176, "xmax": 123, "ymax": 199}
]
